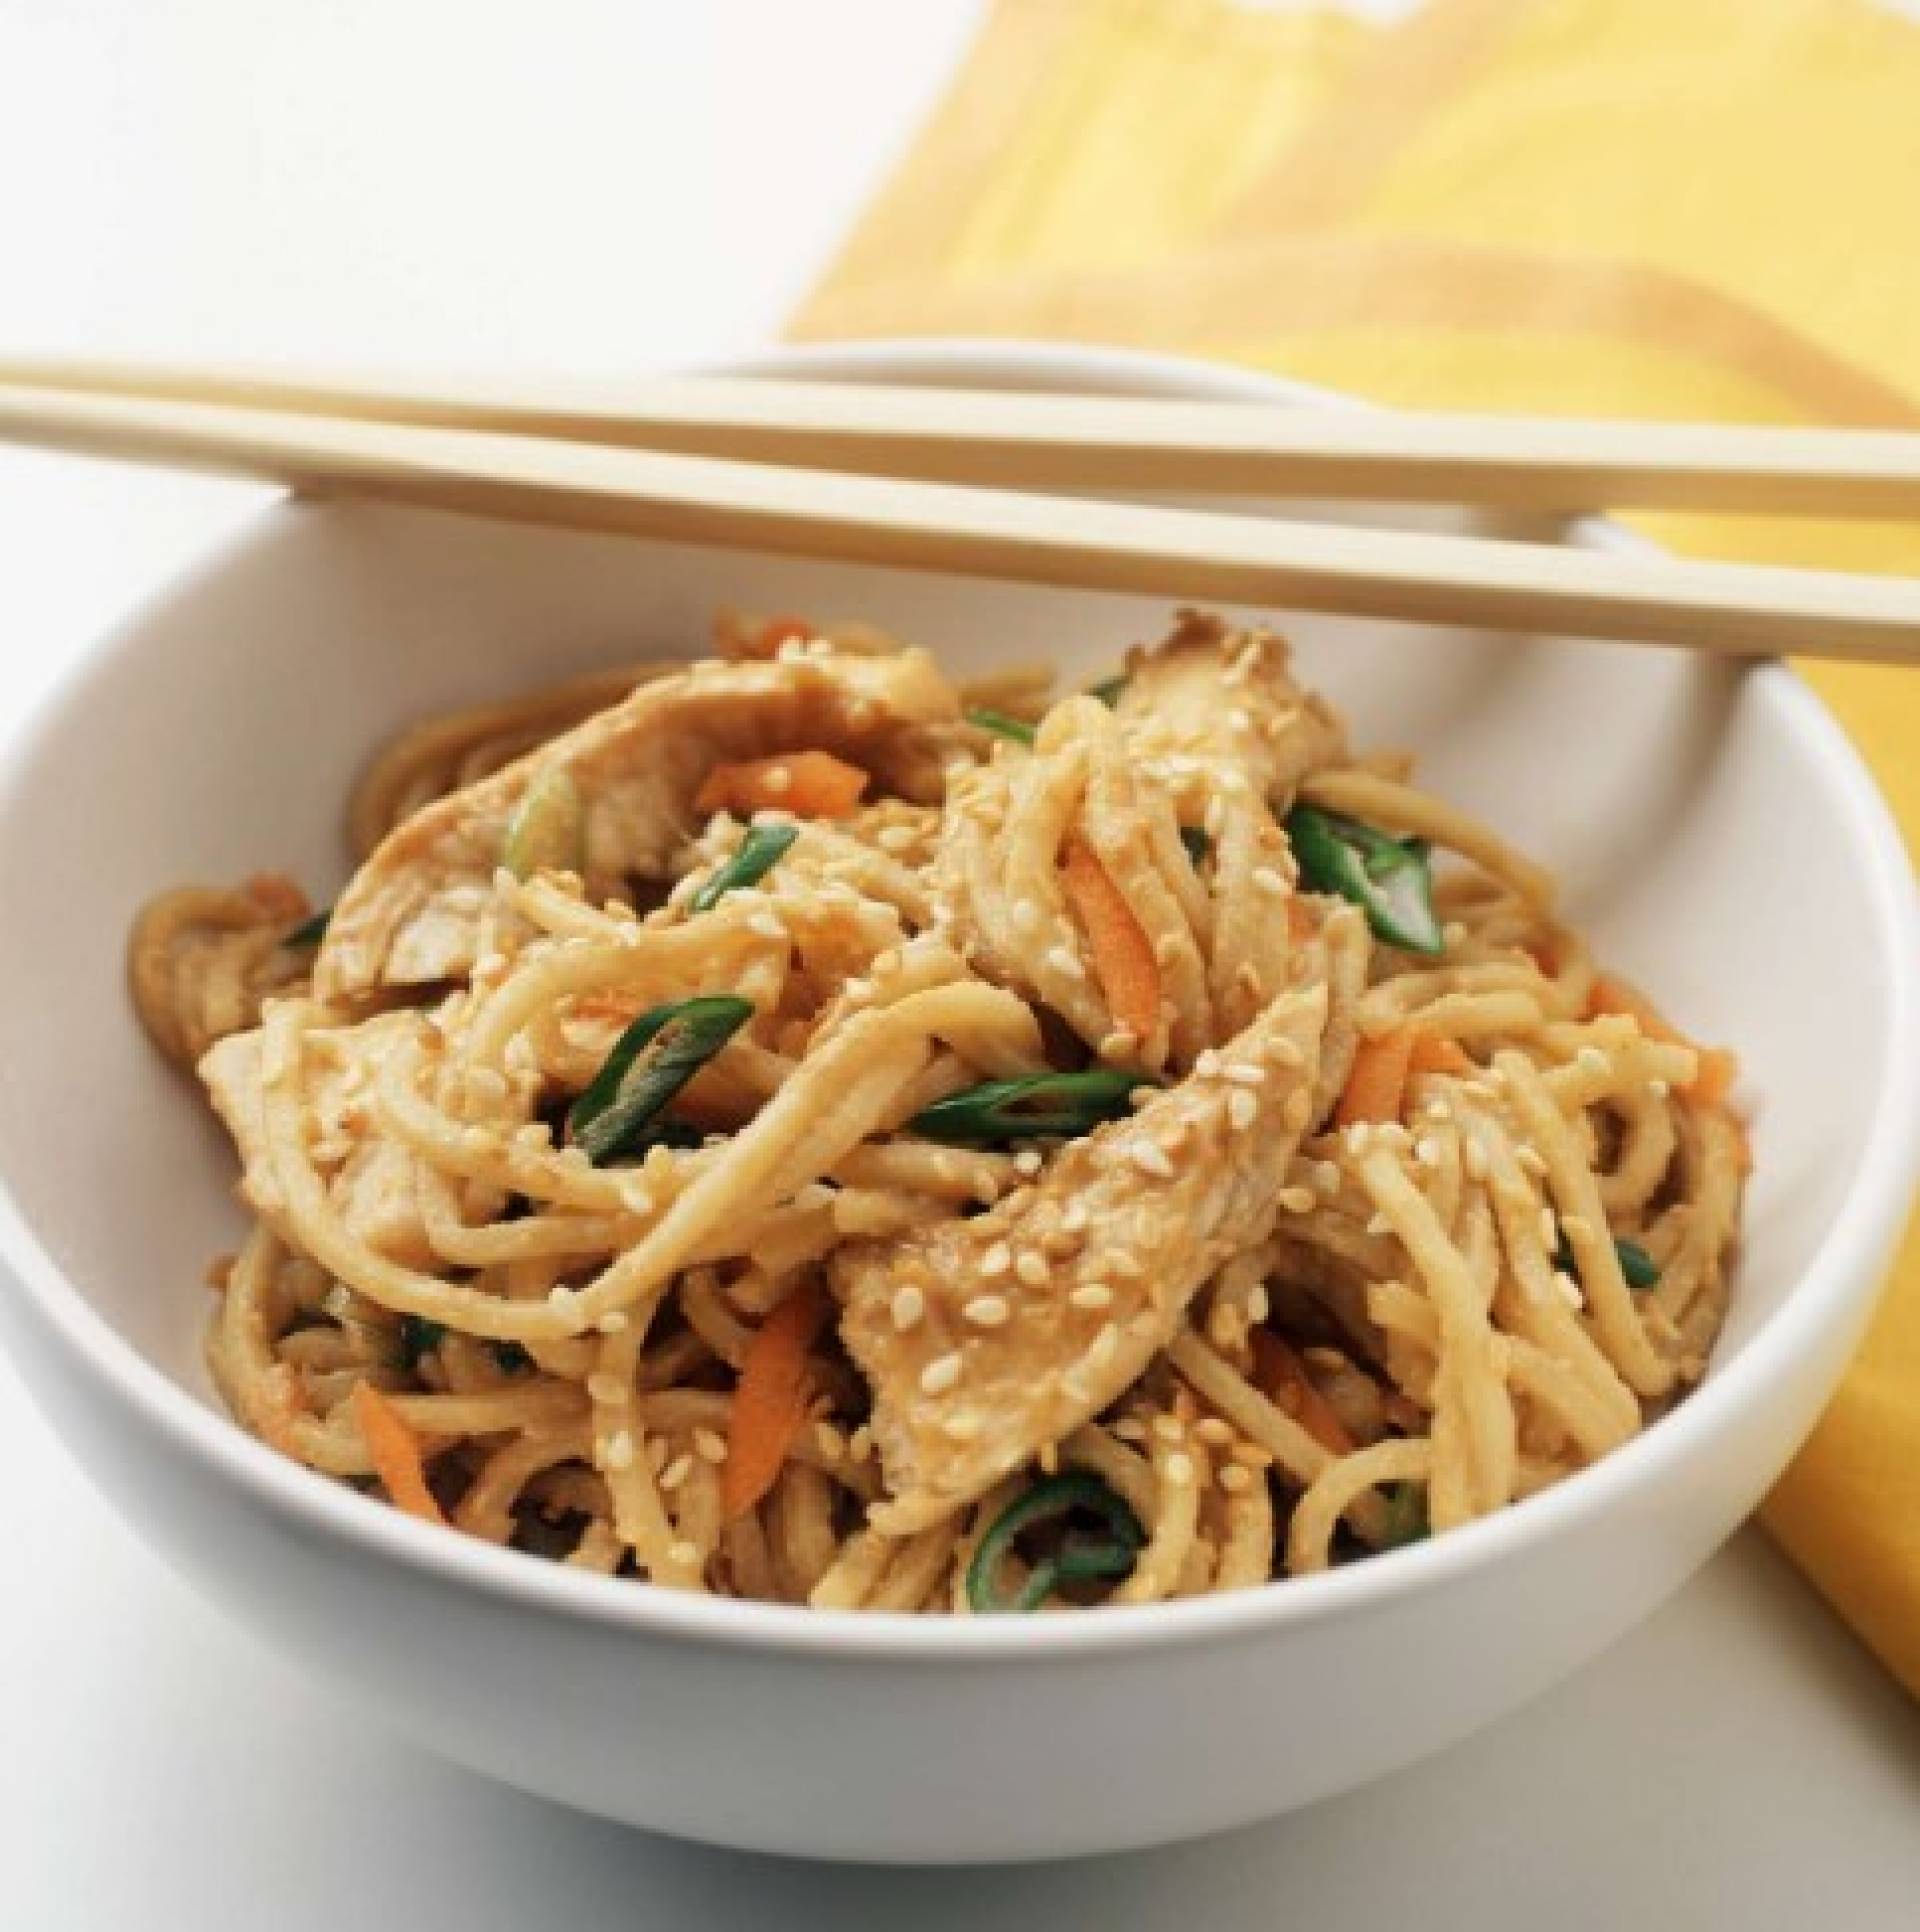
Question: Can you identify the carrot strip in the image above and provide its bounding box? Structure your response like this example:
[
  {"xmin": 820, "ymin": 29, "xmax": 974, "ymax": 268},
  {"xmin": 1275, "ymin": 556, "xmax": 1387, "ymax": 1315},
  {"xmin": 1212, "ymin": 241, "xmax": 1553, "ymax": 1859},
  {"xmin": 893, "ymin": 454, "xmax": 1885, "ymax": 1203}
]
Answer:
[
  {"xmin": 1588, "ymin": 975, "xmax": 1740, "ymax": 1105},
  {"xmin": 1249, "ymin": 1330, "xmax": 1355, "ymax": 1456},
  {"xmin": 1060, "ymin": 833, "xmax": 1161, "ymax": 1043},
  {"xmin": 351, "ymin": 1381, "xmax": 446, "ymax": 1526},
  {"xmin": 695, "ymin": 750, "xmax": 868, "ymax": 820},
  {"xmin": 723, "ymin": 1281, "xmax": 829, "ymax": 1520},
  {"xmin": 1335, "ymin": 1024, "xmax": 1417, "ymax": 1126},
  {"xmin": 1408, "ymin": 1031, "xmax": 1475, "ymax": 1077}
]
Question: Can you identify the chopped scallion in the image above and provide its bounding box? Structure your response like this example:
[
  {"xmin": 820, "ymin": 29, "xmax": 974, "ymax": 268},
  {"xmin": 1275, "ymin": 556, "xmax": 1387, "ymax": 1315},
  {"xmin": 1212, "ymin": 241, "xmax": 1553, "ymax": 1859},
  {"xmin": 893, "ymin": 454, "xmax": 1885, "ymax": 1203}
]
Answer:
[
  {"xmin": 1285, "ymin": 804, "xmax": 1442, "ymax": 956},
  {"xmin": 503, "ymin": 766, "xmax": 586, "ymax": 880},
  {"xmin": 690, "ymin": 822, "xmax": 799, "ymax": 913},
  {"xmin": 967, "ymin": 707, "xmax": 1038, "ymax": 746},
  {"xmin": 909, "ymin": 1067, "xmax": 1141, "ymax": 1146},
  {"xmin": 568, "ymin": 995, "xmax": 754, "ymax": 1166},
  {"xmin": 967, "ymin": 1472, "xmax": 1144, "ymax": 1613}
]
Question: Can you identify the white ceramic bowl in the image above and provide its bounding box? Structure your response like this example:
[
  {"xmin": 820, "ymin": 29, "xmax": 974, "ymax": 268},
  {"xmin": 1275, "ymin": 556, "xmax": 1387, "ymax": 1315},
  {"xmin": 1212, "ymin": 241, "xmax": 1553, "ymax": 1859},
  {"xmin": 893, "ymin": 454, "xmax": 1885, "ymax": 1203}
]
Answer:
[{"xmin": 0, "ymin": 342, "xmax": 1915, "ymax": 1865}]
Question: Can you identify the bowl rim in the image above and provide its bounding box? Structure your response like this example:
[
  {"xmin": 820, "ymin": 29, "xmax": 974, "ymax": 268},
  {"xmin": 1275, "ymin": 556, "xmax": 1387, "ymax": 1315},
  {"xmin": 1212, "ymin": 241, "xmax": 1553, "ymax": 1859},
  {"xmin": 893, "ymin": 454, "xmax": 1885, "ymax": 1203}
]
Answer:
[{"xmin": 1, "ymin": 336, "xmax": 1916, "ymax": 1663}]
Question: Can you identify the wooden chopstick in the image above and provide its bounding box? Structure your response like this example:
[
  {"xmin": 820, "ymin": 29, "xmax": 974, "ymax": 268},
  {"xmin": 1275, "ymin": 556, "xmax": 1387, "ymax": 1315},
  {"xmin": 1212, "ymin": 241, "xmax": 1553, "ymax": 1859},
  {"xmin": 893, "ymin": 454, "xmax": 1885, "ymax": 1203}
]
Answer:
[
  {"xmin": 5, "ymin": 357, "xmax": 1920, "ymax": 517},
  {"xmin": 1, "ymin": 380, "xmax": 1917, "ymax": 664}
]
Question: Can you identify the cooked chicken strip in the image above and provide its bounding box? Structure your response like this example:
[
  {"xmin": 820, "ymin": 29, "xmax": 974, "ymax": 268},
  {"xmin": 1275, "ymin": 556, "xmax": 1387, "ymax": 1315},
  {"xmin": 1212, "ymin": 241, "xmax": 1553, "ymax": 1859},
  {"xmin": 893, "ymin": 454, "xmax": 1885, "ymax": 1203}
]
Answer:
[
  {"xmin": 316, "ymin": 650, "xmax": 960, "ymax": 1002},
  {"xmin": 936, "ymin": 614, "xmax": 1345, "ymax": 1072},
  {"xmin": 1113, "ymin": 608, "xmax": 1345, "ymax": 805},
  {"xmin": 202, "ymin": 1012, "xmax": 436, "ymax": 1268},
  {"xmin": 834, "ymin": 983, "xmax": 1328, "ymax": 1533}
]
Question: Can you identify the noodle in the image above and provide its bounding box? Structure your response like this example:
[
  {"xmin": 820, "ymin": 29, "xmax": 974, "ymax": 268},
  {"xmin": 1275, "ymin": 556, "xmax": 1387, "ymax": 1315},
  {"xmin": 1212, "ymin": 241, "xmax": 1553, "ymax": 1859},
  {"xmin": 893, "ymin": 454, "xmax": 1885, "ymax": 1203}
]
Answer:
[{"xmin": 136, "ymin": 608, "xmax": 1745, "ymax": 1612}]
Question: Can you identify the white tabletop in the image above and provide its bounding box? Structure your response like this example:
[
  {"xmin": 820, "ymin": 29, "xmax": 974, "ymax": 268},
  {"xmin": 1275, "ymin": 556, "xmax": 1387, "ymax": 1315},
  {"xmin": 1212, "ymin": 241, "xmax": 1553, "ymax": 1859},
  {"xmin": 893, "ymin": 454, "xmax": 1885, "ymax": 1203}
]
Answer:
[{"xmin": 1, "ymin": 5, "xmax": 1914, "ymax": 1924}]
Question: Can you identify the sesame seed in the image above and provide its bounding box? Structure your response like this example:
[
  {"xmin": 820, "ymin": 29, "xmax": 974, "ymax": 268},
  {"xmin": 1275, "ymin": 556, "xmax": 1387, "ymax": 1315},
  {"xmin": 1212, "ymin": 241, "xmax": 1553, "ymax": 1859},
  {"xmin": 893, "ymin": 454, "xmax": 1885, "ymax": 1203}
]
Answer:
[
  {"xmin": 1252, "ymin": 867, "xmax": 1287, "ymax": 894},
  {"xmin": 1014, "ymin": 1250, "xmax": 1050, "ymax": 1287},
  {"xmin": 890, "ymin": 1284, "xmax": 925, "ymax": 1331},
  {"xmin": 979, "ymin": 1243, "xmax": 1012, "ymax": 1278},
  {"xmin": 602, "ymin": 1431, "xmax": 635, "ymax": 1471},
  {"xmin": 668, "ymin": 1541, "xmax": 700, "ymax": 1569},
  {"xmin": 1224, "ymin": 1063, "xmax": 1265, "ymax": 1086},
  {"xmin": 1130, "ymin": 1141, "xmax": 1174, "ymax": 1180},
  {"xmin": 1577, "ymin": 1046, "xmax": 1609, "ymax": 1076},
  {"xmin": 944, "ymin": 1414, "xmax": 981, "ymax": 1442},
  {"xmin": 877, "ymin": 824, "xmax": 918, "ymax": 853},
  {"xmin": 1247, "ymin": 1284, "xmax": 1270, "ymax": 1322},
  {"xmin": 1164, "ymin": 1452, "xmax": 1196, "ymax": 1486},
  {"xmin": 748, "ymin": 912, "xmax": 786, "ymax": 940},
  {"xmin": 1070, "ymin": 1281, "xmax": 1114, "ymax": 1312},
  {"xmin": 1415, "ymin": 1136, "xmax": 1443, "ymax": 1168},
  {"xmin": 920, "ymin": 1352, "xmax": 963, "ymax": 1396},
  {"xmin": 963, "ymin": 1294, "xmax": 1010, "ymax": 1328},
  {"xmin": 1013, "ymin": 1150, "xmax": 1043, "ymax": 1177},
  {"xmin": 1194, "ymin": 1418, "xmax": 1234, "ymax": 1447},
  {"xmin": 1195, "ymin": 1048, "xmax": 1223, "ymax": 1079},
  {"xmin": 761, "ymin": 765, "xmax": 793, "ymax": 796},
  {"xmin": 1047, "ymin": 945, "xmax": 1087, "ymax": 980},
  {"xmin": 1279, "ymin": 1185, "xmax": 1316, "ymax": 1214},
  {"xmin": 1060, "ymin": 1201, "xmax": 1089, "ymax": 1235},
  {"xmin": 1648, "ymin": 1078, "xmax": 1671, "ymax": 1098},
  {"xmin": 1228, "ymin": 1090, "xmax": 1259, "ymax": 1131},
  {"xmin": 596, "ymin": 1311, "xmax": 629, "ymax": 1335},
  {"xmin": 1366, "ymin": 1213, "xmax": 1391, "ymax": 1237},
  {"xmin": 1152, "ymin": 1415, "xmax": 1185, "ymax": 1444},
  {"xmin": 1219, "ymin": 1465, "xmax": 1253, "ymax": 1494},
  {"xmin": 659, "ymin": 1454, "xmax": 693, "ymax": 1492},
  {"xmin": 693, "ymin": 1428, "xmax": 728, "ymax": 1463}
]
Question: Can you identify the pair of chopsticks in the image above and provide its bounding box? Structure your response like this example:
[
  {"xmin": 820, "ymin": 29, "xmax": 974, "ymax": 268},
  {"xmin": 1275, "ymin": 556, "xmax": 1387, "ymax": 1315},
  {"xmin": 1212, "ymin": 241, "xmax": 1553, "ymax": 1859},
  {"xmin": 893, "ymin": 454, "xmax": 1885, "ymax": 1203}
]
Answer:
[{"xmin": 1, "ymin": 357, "xmax": 1917, "ymax": 663}]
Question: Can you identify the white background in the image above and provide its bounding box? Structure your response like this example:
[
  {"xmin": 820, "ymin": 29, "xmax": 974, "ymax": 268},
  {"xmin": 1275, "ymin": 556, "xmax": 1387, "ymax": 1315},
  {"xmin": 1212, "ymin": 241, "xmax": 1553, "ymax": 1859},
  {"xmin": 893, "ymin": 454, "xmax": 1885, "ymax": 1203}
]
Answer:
[{"xmin": 0, "ymin": 4, "xmax": 1915, "ymax": 1925}]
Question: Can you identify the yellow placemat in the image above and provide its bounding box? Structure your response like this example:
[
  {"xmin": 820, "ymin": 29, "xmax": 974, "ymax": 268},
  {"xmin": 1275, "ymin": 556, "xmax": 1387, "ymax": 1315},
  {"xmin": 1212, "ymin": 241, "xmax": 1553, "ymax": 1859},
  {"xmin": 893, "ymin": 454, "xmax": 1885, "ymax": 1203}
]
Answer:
[{"xmin": 794, "ymin": 0, "xmax": 1920, "ymax": 1692}]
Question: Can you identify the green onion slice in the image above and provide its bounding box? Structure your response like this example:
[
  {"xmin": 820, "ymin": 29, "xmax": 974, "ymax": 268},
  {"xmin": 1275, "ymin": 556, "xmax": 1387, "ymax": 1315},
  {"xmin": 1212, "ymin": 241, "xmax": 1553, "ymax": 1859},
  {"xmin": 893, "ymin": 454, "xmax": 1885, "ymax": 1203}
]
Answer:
[
  {"xmin": 967, "ymin": 1472, "xmax": 1144, "ymax": 1613},
  {"xmin": 1087, "ymin": 675, "xmax": 1127, "ymax": 707},
  {"xmin": 1380, "ymin": 1482, "xmax": 1429, "ymax": 1549},
  {"xmin": 397, "ymin": 1315, "xmax": 446, "ymax": 1371},
  {"xmin": 568, "ymin": 995, "xmax": 755, "ymax": 1165},
  {"xmin": 1285, "ymin": 805, "xmax": 1442, "ymax": 956},
  {"xmin": 691, "ymin": 822, "xmax": 799, "ymax": 914},
  {"xmin": 967, "ymin": 707, "xmax": 1038, "ymax": 746},
  {"xmin": 284, "ymin": 906, "xmax": 331, "ymax": 947},
  {"xmin": 1554, "ymin": 1230, "xmax": 1662, "ymax": 1292},
  {"xmin": 1179, "ymin": 825, "xmax": 1212, "ymax": 866},
  {"xmin": 909, "ymin": 1067, "xmax": 1140, "ymax": 1146},
  {"xmin": 503, "ymin": 766, "xmax": 586, "ymax": 881}
]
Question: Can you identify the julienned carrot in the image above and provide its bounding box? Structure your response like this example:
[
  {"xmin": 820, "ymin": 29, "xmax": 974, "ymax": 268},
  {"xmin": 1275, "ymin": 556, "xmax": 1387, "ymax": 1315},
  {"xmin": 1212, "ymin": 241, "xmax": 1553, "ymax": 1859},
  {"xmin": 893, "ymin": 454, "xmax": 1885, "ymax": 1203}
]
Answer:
[
  {"xmin": 1335, "ymin": 1024, "xmax": 1417, "ymax": 1127},
  {"xmin": 351, "ymin": 1380, "xmax": 446, "ymax": 1526},
  {"xmin": 1407, "ymin": 1032, "xmax": 1475, "ymax": 1078},
  {"xmin": 1588, "ymin": 975, "xmax": 1739, "ymax": 1105},
  {"xmin": 1249, "ymin": 1330, "xmax": 1354, "ymax": 1457},
  {"xmin": 723, "ymin": 1281, "xmax": 829, "ymax": 1520},
  {"xmin": 1060, "ymin": 833, "xmax": 1161, "ymax": 1044},
  {"xmin": 694, "ymin": 750, "xmax": 869, "ymax": 820}
]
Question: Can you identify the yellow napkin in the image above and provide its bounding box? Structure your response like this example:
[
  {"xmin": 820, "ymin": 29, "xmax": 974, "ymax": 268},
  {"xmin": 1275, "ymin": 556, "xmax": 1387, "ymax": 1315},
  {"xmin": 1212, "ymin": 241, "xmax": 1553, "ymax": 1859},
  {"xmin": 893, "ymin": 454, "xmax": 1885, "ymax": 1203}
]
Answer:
[{"xmin": 794, "ymin": 0, "xmax": 1920, "ymax": 1691}]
